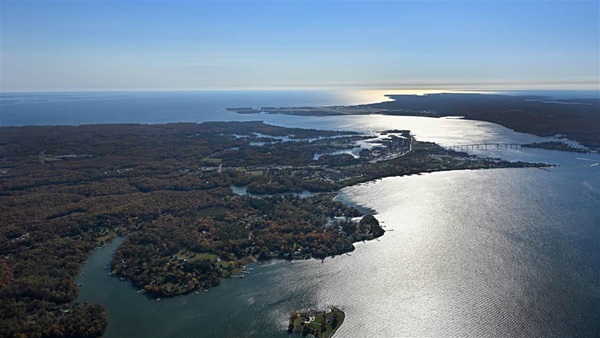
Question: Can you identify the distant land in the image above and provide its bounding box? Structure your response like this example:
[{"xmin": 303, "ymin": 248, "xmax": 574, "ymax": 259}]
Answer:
[{"xmin": 227, "ymin": 93, "xmax": 600, "ymax": 150}]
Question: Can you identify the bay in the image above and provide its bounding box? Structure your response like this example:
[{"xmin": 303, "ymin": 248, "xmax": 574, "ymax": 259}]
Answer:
[{"xmin": 0, "ymin": 90, "xmax": 390, "ymax": 126}]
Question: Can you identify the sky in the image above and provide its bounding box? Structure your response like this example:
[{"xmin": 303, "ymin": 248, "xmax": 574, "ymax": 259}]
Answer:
[{"xmin": 0, "ymin": 0, "xmax": 599, "ymax": 92}]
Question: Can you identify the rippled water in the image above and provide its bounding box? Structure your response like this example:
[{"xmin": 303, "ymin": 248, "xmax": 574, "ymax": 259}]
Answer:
[
  {"xmin": 15, "ymin": 90, "xmax": 594, "ymax": 337},
  {"xmin": 334, "ymin": 167, "xmax": 600, "ymax": 337}
]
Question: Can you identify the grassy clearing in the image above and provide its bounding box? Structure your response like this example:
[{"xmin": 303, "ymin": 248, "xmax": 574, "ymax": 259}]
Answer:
[
  {"xmin": 201, "ymin": 157, "xmax": 222, "ymax": 164},
  {"xmin": 96, "ymin": 229, "xmax": 117, "ymax": 243},
  {"xmin": 245, "ymin": 170, "xmax": 263, "ymax": 176}
]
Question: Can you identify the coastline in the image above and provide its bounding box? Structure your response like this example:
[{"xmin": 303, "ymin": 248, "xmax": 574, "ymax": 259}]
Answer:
[{"xmin": 227, "ymin": 92, "xmax": 600, "ymax": 151}]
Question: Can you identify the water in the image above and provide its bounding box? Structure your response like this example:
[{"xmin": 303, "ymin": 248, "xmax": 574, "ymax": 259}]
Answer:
[
  {"xmin": 4, "ymin": 90, "xmax": 597, "ymax": 337},
  {"xmin": 334, "ymin": 166, "xmax": 600, "ymax": 337},
  {"xmin": 0, "ymin": 90, "xmax": 391, "ymax": 126}
]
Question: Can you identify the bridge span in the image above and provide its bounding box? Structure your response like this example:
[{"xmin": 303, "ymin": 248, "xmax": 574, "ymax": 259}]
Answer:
[{"xmin": 446, "ymin": 143, "xmax": 523, "ymax": 150}]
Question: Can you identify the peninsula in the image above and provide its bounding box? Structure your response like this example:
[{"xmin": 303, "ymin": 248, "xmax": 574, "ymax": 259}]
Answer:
[{"xmin": 0, "ymin": 121, "xmax": 546, "ymax": 337}]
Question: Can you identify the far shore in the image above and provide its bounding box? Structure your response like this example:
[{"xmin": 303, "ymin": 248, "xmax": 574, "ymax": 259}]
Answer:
[{"xmin": 227, "ymin": 92, "xmax": 600, "ymax": 151}]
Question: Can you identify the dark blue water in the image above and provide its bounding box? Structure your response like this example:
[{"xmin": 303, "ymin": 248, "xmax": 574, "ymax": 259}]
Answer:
[{"xmin": 0, "ymin": 90, "xmax": 390, "ymax": 126}]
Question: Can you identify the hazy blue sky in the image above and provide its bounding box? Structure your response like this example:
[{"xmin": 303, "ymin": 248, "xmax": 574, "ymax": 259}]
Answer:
[{"xmin": 1, "ymin": 0, "xmax": 598, "ymax": 92}]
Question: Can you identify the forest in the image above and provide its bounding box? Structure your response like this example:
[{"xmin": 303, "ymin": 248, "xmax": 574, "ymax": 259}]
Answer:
[{"xmin": 0, "ymin": 121, "xmax": 545, "ymax": 337}]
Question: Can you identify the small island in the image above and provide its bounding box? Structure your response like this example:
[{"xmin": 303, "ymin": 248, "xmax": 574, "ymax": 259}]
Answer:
[{"xmin": 288, "ymin": 307, "xmax": 345, "ymax": 338}]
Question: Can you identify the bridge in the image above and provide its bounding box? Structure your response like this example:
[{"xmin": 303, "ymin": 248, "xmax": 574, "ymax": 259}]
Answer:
[{"xmin": 446, "ymin": 143, "xmax": 523, "ymax": 150}]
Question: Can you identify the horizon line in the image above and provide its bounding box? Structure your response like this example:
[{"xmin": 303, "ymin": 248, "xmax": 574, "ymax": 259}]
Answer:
[{"xmin": 2, "ymin": 87, "xmax": 600, "ymax": 95}]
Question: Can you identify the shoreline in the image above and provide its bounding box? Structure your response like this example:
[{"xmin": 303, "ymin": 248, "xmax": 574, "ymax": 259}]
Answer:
[
  {"xmin": 227, "ymin": 92, "xmax": 600, "ymax": 151},
  {"xmin": 81, "ymin": 164, "xmax": 553, "ymax": 301}
]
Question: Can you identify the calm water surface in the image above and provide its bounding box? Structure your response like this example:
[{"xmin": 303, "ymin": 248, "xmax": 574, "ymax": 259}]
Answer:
[
  {"xmin": 5, "ymin": 91, "xmax": 597, "ymax": 337},
  {"xmin": 0, "ymin": 90, "xmax": 391, "ymax": 126}
]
